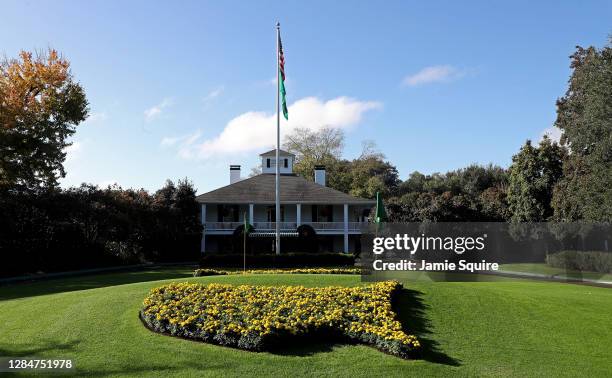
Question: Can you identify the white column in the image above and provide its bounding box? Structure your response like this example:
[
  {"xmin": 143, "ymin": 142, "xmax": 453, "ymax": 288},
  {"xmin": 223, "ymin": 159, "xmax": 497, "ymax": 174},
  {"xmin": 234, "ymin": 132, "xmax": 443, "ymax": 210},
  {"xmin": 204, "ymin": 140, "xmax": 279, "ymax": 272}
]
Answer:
[
  {"xmin": 343, "ymin": 204, "xmax": 349, "ymax": 254},
  {"xmin": 249, "ymin": 204, "xmax": 254, "ymax": 224},
  {"xmin": 296, "ymin": 203, "xmax": 301, "ymax": 226},
  {"xmin": 200, "ymin": 204, "xmax": 207, "ymax": 254}
]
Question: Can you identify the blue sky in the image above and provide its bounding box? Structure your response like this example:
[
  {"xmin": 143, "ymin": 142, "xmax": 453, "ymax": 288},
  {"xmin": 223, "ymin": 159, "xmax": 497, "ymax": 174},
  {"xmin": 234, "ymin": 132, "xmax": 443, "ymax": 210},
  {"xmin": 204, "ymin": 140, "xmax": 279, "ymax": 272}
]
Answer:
[{"xmin": 1, "ymin": 0, "xmax": 610, "ymax": 193}]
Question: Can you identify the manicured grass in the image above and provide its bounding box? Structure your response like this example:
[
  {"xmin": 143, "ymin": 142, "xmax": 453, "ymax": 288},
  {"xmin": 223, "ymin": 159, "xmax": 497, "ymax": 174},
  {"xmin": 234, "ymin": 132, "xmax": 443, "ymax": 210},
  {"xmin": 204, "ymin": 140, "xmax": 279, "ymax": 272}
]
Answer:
[
  {"xmin": 1, "ymin": 268, "xmax": 612, "ymax": 377},
  {"xmin": 500, "ymin": 263, "xmax": 612, "ymax": 282}
]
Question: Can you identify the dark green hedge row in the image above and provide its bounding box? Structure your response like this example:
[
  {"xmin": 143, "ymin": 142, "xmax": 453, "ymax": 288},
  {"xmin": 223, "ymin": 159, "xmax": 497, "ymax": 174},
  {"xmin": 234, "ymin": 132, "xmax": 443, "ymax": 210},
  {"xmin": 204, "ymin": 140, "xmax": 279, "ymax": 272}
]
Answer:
[
  {"xmin": 546, "ymin": 250, "xmax": 612, "ymax": 273},
  {"xmin": 199, "ymin": 253, "xmax": 355, "ymax": 268},
  {"xmin": 0, "ymin": 181, "xmax": 201, "ymax": 278}
]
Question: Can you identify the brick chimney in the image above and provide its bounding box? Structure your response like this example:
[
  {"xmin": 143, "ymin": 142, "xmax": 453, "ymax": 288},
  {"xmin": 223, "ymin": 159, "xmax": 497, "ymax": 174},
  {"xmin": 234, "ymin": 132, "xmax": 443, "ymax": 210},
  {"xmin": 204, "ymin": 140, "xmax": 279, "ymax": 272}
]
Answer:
[
  {"xmin": 230, "ymin": 165, "xmax": 241, "ymax": 184},
  {"xmin": 314, "ymin": 165, "xmax": 326, "ymax": 186}
]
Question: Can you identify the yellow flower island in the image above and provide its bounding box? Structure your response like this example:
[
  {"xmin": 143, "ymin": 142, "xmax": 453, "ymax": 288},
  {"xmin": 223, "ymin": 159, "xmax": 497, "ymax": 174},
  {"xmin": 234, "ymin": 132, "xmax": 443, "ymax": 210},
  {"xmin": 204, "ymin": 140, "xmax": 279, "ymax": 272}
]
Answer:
[{"xmin": 140, "ymin": 281, "xmax": 420, "ymax": 359}]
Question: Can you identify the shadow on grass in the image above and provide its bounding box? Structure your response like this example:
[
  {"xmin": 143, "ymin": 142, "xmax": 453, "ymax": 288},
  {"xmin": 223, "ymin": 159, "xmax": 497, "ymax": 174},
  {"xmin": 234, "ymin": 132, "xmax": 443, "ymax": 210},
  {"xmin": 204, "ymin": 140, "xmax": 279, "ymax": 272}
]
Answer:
[
  {"xmin": 269, "ymin": 289, "xmax": 461, "ymax": 364},
  {"xmin": 0, "ymin": 267, "xmax": 195, "ymax": 301},
  {"xmin": 266, "ymin": 336, "xmax": 340, "ymax": 357},
  {"xmin": 395, "ymin": 288, "xmax": 461, "ymax": 366},
  {"xmin": 0, "ymin": 339, "xmax": 232, "ymax": 376},
  {"xmin": 0, "ymin": 339, "xmax": 81, "ymax": 358}
]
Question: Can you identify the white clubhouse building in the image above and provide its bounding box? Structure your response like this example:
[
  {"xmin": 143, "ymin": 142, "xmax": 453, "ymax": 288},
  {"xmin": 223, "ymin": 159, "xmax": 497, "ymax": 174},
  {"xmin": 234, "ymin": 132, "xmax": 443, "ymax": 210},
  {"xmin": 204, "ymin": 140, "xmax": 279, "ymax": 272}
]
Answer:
[{"xmin": 196, "ymin": 149, "xmax": 375, "ymax": 254}]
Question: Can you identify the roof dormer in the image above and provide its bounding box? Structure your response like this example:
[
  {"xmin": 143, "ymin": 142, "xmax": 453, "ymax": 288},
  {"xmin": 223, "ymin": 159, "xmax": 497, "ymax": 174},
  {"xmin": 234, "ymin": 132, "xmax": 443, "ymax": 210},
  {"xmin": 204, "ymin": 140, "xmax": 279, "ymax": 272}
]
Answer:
[{"xmin": 260, "ymin": 149, "xmax": 295, "ymax": 174}]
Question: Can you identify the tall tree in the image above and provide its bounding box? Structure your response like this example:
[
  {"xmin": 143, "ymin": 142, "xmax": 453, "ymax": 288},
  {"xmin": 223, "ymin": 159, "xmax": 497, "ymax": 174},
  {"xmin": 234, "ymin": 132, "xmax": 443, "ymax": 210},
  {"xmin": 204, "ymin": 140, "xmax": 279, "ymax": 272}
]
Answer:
[
  {"xmin": 347, "ymin": 152, "xmax": 400, "ymax": 198},
  {"xmin": 552, "ymin": 41, "xmax": 612, "ymax": 221},
  {"xmin": 283, "ymin": 127, "xmax": 344, "ymax": 180},
  {"xmin": 0, "ymin": 49, "xmax": 88, "ymax": 191},
  {"xmin": 507, "ymin": 137, "xmax": 565, "ymax": 222}
]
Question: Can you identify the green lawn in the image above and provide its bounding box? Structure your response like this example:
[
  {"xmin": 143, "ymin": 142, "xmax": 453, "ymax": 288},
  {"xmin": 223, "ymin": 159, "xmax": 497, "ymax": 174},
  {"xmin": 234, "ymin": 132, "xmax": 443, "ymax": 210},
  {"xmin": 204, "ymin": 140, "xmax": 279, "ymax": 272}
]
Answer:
[
  {"xmin": 1, "ymin": 268, "xmax": 612, "ymax": 377},
  {"xmin": 500, "ymin": 263, "xmax": 612, "ymax": 282}
]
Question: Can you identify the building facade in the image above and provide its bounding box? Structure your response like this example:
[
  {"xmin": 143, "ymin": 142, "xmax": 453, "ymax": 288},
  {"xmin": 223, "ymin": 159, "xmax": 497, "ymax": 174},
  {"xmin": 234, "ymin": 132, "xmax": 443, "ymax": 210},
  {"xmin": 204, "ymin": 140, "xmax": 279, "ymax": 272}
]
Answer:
[{"xmin": 196, "ymin": 149, "xmax": 375, "ymax": 254}]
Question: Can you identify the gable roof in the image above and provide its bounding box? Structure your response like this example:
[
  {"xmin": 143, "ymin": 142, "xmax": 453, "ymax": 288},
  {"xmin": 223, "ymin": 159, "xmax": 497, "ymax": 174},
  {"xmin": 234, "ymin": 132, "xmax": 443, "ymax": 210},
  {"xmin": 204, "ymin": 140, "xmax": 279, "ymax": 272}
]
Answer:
[
  {"xmin": 196, "ymin": 174, "xmax": 375, "ymax": 205},
  {"xmin": 259, "ymin": 149, "xmax": 295, "ymax": 157}
]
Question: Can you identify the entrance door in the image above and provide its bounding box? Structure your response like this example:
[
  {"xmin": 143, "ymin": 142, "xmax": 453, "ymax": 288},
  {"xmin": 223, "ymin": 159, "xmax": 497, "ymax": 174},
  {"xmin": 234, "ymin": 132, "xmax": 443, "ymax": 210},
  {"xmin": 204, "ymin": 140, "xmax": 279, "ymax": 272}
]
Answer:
[{"xmin": 266, "ymin": 205, "xmax": 284, "ymax": 222}]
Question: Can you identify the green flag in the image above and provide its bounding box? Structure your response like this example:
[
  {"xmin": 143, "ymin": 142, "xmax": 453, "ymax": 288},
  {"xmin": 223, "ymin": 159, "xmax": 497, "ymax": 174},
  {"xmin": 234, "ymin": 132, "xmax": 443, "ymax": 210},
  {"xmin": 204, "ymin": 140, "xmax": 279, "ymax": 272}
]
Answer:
[
  {"xmin": 244, "ymin": 219, "xmax": 253, "ymax": 233},
  {"xmin": 279, "ymin": 34, "xmax": 288, "ymax": 120},
  {"xmin": 375, "ymin": 192, "xmax": 387, "ymax": 223}
]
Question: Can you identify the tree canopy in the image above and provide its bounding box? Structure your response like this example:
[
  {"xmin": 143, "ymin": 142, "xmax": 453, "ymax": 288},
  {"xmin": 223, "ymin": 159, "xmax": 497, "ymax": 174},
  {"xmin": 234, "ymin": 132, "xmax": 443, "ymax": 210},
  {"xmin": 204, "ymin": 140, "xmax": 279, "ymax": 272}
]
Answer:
[
  {"xmin": 552, "ymin": 41, "xmax": 612, "ymax": 221},
  {"xmin": 283, "ymin": 128, "xmax": 399, "ymax": 199},
  {"xmin": 0, "ymin": 49, "xmax": 88, "ymax": 191},
  {"xmin": 507, "ymin": 137, "xmax": 565, "ymax": 222},
  {"xmin": 283, "ymin": 127, "xmax": 344, "ymax": 181},
  {"xmin": 387, "ymin": 164, "xmax": 509, "ymax": 222}
]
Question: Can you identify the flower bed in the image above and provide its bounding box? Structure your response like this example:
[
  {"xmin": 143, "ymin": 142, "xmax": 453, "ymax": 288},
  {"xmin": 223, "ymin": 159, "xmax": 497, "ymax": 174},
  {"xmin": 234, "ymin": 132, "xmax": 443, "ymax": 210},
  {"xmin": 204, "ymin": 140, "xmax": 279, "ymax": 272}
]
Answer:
[
  {"xmin": 192, "ymin": 267, "xmax": 361, "ymax": 277},
  {"xmin": 140, "ymin": 281, "xmax": 420, "ymax": 358}
]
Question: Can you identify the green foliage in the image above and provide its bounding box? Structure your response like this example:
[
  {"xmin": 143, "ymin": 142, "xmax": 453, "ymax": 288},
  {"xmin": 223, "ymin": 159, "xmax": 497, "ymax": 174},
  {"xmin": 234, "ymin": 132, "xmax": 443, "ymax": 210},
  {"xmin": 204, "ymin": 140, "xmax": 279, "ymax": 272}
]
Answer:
[
  {"xmin": 152, "ymin": 179, "xmax": 202, "ymax": 256},
  {"xmin": 284, "ymin": 129, "xmax": 400, "ymax": 199},
  {"xmin": 192, "ymin": 268, "xmax": 227, "ymax": 276},
  {"xmin": 552, "ymin": 41, "xmax": 612, "ymax": 221},
  {"xmin": 283, "ymin": 127, "xmax": 344, "ymax": 181},
  {"xmin": 507, "ymin": 137, "xmax": 565, "ymax": 222},
  {"xmin": 0, "ymin": 50, "xmax": 89, "ymax": 191},
  {"xmin": 0, "ymin": 179, "xmax": 202, "ymax": 277},
  {"xmin": 400, "ymin": 165, "xmax": 508, "ymax": 197},
  {"xmin": 546, "ymin": 250, "xmax": 612, "ymax": 273},
  {"xmin": 346, "ymin": 154, "xmax": 400, "ymax": 198},
  {"xmin": 388, "ymin": 165, "xmax": 509, "ymax": 221}
]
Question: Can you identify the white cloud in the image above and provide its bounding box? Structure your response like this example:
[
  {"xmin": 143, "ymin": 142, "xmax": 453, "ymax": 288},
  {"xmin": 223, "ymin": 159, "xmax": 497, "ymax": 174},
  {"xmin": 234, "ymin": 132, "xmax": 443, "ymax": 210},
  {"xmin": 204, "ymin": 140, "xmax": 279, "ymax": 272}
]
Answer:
[
  {"xmin": 161, "ymin": 136, "xmax": 181, "ymax": 147},
  {"xmin": 168, "ymin": 96, "xmax": 381, "ymax": 160},
  {"xmin": 144, "ymin": 98, "xmax": 174, "ymax": 122},
  {"xmin": 402, "ymin": 65, "xmax": 465, "ymax": 86},
  {"xmin": 540, "ymin": 126, "xmax": 562, "ymax": 143},
  {"xmin": 161, "ymin": 130, "xmax": 203, "ymax": 159},
  {"xmin": 203, "ymin": 86, "xmax": 224, "ymax": 103}
]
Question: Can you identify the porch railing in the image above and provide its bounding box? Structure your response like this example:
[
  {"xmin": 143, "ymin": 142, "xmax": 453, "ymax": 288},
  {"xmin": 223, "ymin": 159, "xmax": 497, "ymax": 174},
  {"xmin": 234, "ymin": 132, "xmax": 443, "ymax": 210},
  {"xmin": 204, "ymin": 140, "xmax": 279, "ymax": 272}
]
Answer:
[{"xmin": 204, "ymin": 222, "xmax": 364, "ymax": 232}]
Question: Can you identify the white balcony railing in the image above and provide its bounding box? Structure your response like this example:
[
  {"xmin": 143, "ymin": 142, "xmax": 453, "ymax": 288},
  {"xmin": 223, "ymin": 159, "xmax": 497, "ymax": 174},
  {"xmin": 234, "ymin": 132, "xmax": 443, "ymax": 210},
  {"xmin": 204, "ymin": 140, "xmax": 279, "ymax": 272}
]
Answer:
[
  {"xmin": 253, "ymin": 222, "xmax": 297, "ymax": 230},
  {"xmin": 204, "ymin": 222, "xmax": 243, "ymax": 231},
  {"xmin": 204, "ymin": 222, "xmax": 364, "ymax": 232}
]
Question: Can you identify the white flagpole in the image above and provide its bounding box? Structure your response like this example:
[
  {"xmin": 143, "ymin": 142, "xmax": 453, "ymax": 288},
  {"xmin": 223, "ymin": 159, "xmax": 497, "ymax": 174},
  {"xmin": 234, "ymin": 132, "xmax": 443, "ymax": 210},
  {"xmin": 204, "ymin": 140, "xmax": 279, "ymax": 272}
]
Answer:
[{"xmin": 275, "ymin": 22, "xmax": 281, "ymax": 256}]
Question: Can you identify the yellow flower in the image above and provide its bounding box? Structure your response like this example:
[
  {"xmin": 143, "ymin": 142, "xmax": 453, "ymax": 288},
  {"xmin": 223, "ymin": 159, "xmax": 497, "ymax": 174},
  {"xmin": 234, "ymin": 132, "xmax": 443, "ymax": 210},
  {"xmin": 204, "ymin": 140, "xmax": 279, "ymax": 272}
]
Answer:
[{"xmin": 141, "ymin": 280, "xmax": 417, "ymax": 358}]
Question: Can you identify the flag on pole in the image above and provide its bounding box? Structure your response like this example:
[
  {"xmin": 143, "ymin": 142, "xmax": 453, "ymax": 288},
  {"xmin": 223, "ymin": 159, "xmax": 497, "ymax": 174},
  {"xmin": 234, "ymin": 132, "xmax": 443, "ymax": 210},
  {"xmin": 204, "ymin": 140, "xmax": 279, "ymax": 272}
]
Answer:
[
  {"xmin": 278, "ymin": 34, "xmax": 288, "ymax": 120},
  {"xmin": 274, "ymin": 23, "xmax": 282, "ymax": 256},
  {"xmin": 374, "ymin": 192, "xmax": 387, "ymax": 223}
]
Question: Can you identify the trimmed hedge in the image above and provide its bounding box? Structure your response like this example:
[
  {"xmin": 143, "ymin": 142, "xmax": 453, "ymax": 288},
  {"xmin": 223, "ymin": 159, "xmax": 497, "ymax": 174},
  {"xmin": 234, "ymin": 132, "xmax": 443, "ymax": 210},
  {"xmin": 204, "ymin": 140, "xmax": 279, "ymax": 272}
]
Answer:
[
  {"xmin": 199, "ymin": 253, "xmax": 355, "ymax": 268},
  {"xmin": 0, "ymin": 182, "xmax": 201, "ymax": 278},
  {"xmin": 193, "ymin": 267, "xmax": 361, "ymax": 277},
  {"xmin": 546, "ymin": 250, "xmax": 612, "ymax": 273},
  {"xmin": 140, "ymin": 281, "xmax": 420, "ymax": 358}
]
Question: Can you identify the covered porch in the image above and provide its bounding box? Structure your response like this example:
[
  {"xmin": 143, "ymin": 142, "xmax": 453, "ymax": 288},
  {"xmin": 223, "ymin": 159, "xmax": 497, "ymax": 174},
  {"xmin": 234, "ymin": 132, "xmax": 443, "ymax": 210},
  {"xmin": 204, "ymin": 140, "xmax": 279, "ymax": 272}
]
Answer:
[{"xmin": 200, "ymin": 202, "xmax": 372, "ymax": 254}]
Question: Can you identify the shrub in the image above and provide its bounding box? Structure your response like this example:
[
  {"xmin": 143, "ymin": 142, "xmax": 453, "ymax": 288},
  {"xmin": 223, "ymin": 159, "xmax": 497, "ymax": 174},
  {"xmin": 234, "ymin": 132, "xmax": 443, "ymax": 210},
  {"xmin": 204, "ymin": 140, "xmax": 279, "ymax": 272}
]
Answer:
[
  {"xmin": 192, "ymin": 269, "xmax": 228, "ymax": 276},
  {"xmin": 0, "ymin": 179, "xmax": 202, "ymax": 278},
  {"xmin": 193, "ymin": 267, "xmax": 361, "ymax": 277},
  {"xmin": 199, "ymin": 253, "xmax": 355, "ymax": 268},
  {"xmin": 546, "ymin": 250, "xmax": 612, "ymax": 273},
  {"xmin": 140, "ymin": 281, "xmax": 420, "ymax": 358}
]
